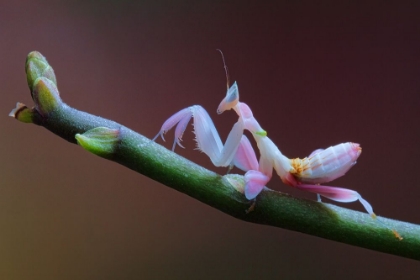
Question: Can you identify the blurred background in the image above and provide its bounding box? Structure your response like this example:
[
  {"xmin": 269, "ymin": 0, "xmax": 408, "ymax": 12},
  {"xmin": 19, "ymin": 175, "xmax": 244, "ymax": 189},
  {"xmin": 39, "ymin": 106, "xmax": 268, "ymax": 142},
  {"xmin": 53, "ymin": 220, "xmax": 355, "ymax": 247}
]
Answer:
[{"xmin": 1, "ymin": 1, "xmax": 420, "ymax": 279}]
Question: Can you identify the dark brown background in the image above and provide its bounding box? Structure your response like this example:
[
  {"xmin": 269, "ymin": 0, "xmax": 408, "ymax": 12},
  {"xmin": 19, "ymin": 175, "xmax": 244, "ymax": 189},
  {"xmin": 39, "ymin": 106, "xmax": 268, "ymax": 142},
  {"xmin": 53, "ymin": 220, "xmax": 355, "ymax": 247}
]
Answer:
[{"xmin": 1, "ymin": 1, "xmax": 420, "ymax": 279}]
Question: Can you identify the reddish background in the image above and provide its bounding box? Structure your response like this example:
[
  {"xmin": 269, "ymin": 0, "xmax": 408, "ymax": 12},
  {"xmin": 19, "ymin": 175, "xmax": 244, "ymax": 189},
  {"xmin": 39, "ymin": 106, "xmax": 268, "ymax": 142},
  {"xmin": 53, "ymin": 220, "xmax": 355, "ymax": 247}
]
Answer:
[{"xmin": 1, "ymin": 1, "xmax": 420, "ymax": 279}]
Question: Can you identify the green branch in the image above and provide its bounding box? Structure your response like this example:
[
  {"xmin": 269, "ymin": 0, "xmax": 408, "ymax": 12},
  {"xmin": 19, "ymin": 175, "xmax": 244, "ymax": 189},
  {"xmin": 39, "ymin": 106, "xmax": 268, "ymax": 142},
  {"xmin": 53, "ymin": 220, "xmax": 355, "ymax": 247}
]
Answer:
[{"xmin": 10, "ymin": 51, "xmax": 420, "ymax": 260}]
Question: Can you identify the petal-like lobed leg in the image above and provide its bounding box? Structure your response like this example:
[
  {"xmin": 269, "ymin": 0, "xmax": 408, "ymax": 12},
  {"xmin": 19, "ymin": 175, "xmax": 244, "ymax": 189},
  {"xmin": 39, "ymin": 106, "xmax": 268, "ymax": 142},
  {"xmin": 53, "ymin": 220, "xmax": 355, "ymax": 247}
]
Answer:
[
  {"xmin": 296, "ymin": 184, "xmax": 374, "ymax": 216},
  {"xmin": 232, "ymin": 135, "xmax": 259, "ymax": 172},
  {"xmin": 244, "ymin": 170, "xmax": 271, "ymax": 200}
]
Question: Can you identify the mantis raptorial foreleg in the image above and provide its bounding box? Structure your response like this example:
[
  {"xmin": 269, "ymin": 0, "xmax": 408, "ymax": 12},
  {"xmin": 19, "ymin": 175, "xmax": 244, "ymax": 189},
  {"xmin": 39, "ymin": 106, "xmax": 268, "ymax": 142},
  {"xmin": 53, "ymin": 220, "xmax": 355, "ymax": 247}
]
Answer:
[{"xmin": 154, "ymin": 83, "xmax": 255, "ymax": 169}]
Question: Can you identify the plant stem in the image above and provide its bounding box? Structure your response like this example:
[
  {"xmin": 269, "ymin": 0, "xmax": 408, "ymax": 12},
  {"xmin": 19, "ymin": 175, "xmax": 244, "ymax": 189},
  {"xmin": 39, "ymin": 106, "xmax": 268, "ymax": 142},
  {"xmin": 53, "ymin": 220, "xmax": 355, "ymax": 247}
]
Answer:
[{"xmin": 10, "ymin": 51, "xmax": 420, "ymax": 261}]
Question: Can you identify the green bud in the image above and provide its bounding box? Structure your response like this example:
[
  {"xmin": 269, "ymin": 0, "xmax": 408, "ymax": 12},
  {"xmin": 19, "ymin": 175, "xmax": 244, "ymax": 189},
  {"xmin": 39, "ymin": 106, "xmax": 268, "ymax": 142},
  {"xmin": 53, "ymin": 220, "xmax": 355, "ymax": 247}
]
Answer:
[
  {"xmin": 75, "ymin": 127, "xmax": 121, "ymax": 158},
  {"xmin": 32, "ymin": 77, "xmax": 62, "ymax": 116},
  {"xmin": 9, "ymin": 102, "xmax": 34, "ymax": 123},
  {"xmin": 26, "ymin": 51, "xmax": 57, "ymax": 94}
]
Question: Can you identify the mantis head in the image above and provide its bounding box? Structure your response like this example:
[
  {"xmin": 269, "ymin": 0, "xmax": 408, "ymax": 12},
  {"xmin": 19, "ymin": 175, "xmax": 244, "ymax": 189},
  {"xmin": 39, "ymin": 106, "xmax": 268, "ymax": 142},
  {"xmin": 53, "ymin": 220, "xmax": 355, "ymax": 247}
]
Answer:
[{"xmin": 217, "ymin": 82, "xmax": 239, "ymax": 114}]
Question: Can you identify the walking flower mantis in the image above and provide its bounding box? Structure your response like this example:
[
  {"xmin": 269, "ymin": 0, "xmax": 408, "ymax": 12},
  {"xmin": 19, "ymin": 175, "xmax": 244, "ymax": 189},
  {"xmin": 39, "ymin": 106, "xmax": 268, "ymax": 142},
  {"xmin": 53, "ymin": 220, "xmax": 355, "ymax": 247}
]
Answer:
[{"xmin": 153, "ymin": 81, "xmax": 375, "ymax": 217}]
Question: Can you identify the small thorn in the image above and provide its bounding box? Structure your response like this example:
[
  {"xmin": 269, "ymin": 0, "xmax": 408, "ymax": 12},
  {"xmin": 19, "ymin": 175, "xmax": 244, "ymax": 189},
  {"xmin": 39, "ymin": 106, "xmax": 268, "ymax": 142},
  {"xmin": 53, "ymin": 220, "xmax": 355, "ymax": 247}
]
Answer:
[
  {"xmin": 392, "ymin": 229, "xmax": 403, "ymax": 241},
  {"xmin": 172, "ymin": 139, "xmax": 185, "ymax": 151},
  {"xmin": 245, "ymin": 200, "xmax": 256, "ymax": 214},
  {"xmin": 177, "ymin": 141, "xmax": 185, "ymax": 149},
  {"xmin": 152, "ymin": 133, "xmax": 160, "ymax": 142},
  {"xmin": 226, "ymin": 164, "xmax": 234, "ymax": 175}
]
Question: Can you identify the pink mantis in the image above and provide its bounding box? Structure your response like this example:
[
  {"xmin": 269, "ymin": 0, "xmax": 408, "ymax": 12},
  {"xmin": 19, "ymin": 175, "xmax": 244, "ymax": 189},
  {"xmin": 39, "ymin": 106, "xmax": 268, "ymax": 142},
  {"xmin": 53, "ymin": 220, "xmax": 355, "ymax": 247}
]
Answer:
[{"xmin": 153, "ymin": 82, "xmax": 375, "ymax": 217}]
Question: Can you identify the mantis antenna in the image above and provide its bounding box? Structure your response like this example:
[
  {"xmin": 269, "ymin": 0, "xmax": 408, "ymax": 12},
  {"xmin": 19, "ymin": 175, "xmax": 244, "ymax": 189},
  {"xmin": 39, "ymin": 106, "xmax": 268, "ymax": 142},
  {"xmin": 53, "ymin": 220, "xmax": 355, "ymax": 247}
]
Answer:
[{"xmin": 216, "ymin": 49, "xmax": 230, "ymax": 90}]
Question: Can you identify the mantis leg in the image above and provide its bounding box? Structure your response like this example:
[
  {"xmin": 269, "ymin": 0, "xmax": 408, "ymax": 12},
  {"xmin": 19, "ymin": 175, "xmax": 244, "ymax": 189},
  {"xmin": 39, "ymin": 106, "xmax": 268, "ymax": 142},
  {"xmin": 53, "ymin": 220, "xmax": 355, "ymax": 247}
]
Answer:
[
  {"xmin": 154, "ymin": 105, "xmax": 246, "ymax": 168},
  {"xmin": 244, "ymin": 170, "xmax": 271, "ymax": 199},
  {"xmin": 232, "ymin": 135, "xmax": 259, "ymax": 172},
  {"xmin": 295, "ymin": 184, "xmax": 374, "ymax": 216}
]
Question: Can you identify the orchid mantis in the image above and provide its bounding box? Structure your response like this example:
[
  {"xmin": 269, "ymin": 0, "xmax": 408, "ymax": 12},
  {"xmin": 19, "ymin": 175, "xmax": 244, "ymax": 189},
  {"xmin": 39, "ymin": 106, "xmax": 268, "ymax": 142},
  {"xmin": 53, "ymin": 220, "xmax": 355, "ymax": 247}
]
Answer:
[{"xmin": 154, "ymin": 82, "xmax": 375, "ymax": 217}]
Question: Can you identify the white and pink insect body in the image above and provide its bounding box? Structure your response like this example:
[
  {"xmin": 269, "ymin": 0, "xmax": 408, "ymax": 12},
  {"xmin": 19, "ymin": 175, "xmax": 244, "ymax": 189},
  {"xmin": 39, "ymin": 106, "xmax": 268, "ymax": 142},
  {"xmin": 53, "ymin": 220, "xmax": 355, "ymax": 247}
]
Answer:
[
  {"xmin": 291, "ymin": 143, "xmax": 362, "ymax": 184},
  {"xmin": 154, "ymin": 80, "xmax": 375, "ymax": 217}
]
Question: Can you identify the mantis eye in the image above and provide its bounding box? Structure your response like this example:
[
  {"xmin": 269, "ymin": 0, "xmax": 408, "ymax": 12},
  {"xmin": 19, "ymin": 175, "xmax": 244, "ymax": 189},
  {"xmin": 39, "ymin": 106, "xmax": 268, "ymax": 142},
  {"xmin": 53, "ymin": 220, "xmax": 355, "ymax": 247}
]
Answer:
[
  {"xmin": 226, "ymin": 82, "xmax": 239, "ymax": 102},
  {"xmin": 217, "ymin": 81, "xmax": 239, "ymax": 114}
]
